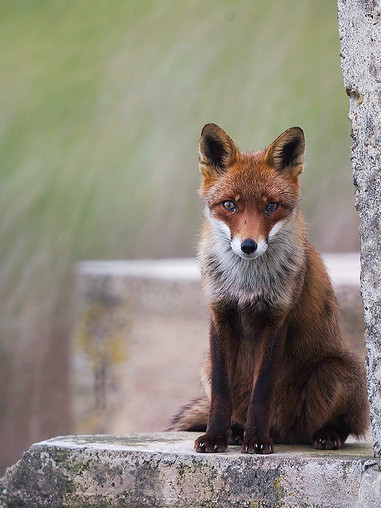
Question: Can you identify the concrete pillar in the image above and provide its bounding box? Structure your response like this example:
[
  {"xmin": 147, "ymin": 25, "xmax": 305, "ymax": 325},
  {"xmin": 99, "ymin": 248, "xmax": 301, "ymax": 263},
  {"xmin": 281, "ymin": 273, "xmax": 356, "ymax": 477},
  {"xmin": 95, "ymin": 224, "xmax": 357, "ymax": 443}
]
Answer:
[{"xmin": 338, "ymin": 0, "xmax": 381, "ymax": 457}]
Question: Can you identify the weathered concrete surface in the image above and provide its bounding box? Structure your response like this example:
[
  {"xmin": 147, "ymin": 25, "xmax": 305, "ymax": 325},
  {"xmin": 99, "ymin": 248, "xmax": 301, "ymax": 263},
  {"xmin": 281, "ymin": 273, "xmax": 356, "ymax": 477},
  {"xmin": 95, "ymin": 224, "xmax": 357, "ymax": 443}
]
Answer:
[
  {"xmin": 338, "ymin": 1, "xmax": 381, "ymax": 457},
  {"xmin": 71, "ymin": 255, "xmax": 365, "ymax": 436},
  {"xmin": 0, "ymin": 432, "xmax": 378, "ymax": 508}
]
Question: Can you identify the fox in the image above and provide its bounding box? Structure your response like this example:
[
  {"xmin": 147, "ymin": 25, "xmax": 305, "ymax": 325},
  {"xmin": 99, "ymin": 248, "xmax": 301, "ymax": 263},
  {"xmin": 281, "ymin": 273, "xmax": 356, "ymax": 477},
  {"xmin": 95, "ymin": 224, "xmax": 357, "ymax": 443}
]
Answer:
[{"xmin": 169, "ymin": 123, "xmax": 369, "ymax": 454}]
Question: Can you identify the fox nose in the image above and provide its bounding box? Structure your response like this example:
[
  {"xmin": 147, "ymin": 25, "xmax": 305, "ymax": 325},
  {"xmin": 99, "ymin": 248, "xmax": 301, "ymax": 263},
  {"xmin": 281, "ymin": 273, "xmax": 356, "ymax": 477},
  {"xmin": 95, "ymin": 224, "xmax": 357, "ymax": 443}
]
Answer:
[{"xmin": 241, "ymin": 238, "xmax": 257, "ymax": 254}]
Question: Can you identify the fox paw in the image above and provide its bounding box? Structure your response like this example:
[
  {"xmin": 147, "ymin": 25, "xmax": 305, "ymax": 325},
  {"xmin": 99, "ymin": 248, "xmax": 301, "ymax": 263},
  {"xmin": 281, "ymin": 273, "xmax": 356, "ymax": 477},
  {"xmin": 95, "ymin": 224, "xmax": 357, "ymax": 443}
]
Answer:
[
  {"xmin": 241, "ymin": 435, "xmax": 274, "ymax": 454},
  {"xmin": 194, "ymin": 433, "xmax": 227, "ymax": 453},
  {"xmin": 228, "ymin": 423, "xmax": 245, "ymax": 445},
  {"xmin": 312, "ymin": 428, "xmax": 342, "ymax": 450}
]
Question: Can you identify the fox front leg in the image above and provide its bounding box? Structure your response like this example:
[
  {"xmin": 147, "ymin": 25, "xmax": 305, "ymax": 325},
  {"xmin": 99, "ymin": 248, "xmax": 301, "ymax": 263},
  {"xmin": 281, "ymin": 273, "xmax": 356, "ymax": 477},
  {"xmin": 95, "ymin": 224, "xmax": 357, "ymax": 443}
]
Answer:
[
  {"xmin": 194, "ymin": 313, "xmax": 238, "ymax": 453},
  {"xmin": 241, "ymin": 355, "xmax": 275, "ymax": 455},
  {"xmin": 241, "ymin": 326, "xmax": 283, "ymax": 455}
]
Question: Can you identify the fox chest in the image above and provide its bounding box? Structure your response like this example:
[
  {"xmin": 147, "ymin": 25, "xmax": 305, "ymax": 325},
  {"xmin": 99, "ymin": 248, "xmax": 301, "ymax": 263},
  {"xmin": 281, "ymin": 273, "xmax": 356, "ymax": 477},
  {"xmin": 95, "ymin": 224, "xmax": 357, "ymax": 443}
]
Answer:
[{"xmin": 203, "ymin": 259, "xmax": 292, "ymax": 310}]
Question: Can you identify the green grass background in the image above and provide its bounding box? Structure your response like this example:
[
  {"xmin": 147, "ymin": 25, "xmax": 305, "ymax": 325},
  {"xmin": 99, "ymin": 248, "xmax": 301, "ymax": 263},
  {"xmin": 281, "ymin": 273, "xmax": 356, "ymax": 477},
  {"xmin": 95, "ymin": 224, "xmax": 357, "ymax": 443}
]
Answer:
[{"xmin": 0, "ymin": 0, "xmax": 356, "ymax": 472}]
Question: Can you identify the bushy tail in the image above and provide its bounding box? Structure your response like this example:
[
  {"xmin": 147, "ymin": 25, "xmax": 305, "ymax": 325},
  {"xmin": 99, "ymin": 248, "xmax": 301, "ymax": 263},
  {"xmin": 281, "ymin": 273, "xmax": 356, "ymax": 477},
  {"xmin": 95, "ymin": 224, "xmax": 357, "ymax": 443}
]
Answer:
[{"xmin": 166, "ymin": 396, "xmax": 209, "ymax": 431}]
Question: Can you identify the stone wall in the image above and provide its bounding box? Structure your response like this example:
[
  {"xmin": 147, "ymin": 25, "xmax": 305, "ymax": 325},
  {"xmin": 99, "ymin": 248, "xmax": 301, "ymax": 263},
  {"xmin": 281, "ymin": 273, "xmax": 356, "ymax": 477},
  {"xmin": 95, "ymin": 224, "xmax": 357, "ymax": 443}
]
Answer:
[{"xmin": 338, "ymin": 0, "xmax": 381, "ymax": 457}]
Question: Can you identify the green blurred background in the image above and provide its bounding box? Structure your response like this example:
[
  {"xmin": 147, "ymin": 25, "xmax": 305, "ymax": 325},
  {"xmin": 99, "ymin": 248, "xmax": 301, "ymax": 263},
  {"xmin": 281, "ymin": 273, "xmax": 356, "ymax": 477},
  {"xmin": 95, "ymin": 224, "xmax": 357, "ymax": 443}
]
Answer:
[{"xmin": 0, "ymin": 1, "xmax": 356, "ymax": 473}]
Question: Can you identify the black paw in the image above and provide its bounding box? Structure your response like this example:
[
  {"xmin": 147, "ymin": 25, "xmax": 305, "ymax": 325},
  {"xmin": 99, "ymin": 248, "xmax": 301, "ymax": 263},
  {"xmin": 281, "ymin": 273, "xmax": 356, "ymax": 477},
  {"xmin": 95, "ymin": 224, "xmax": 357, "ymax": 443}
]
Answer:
[
  {"xmin": 194, "ymin": 433, "xmax": 228, "ymax": 453},
  {"xmin": 229, "ymin": 423, "xmax": 245, "ymax": 445},
  {"xmin": 312, "ymin": 427, "xmax": 342, "ymax": 450},
  {"xmin": 241, "ymin": 435, "xmax": 274, "ymax": 454}
]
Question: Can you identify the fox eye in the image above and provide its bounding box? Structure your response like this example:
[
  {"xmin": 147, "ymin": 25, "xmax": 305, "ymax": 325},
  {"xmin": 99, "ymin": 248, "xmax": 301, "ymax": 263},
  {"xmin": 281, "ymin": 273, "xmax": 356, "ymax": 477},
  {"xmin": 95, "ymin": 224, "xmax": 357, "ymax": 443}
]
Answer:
[
  {"xmin": 222, "ymin": 200, "xmax": 237, "ymax": 212},
  {"xmin": 266, "ymin": 202, "xmax": 278, "ymax": 213}
]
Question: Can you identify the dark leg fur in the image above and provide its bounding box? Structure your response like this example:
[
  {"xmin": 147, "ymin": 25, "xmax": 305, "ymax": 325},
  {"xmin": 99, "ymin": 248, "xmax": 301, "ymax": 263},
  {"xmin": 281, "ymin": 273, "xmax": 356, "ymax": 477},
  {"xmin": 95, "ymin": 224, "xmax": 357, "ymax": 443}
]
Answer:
[
  {"xmin": 194, "ymin": 311, "xmax": 240, "ymax": 453},
  {"xmin": 240, "ymin": 325, "xmax": 284, "ymax": 455}
]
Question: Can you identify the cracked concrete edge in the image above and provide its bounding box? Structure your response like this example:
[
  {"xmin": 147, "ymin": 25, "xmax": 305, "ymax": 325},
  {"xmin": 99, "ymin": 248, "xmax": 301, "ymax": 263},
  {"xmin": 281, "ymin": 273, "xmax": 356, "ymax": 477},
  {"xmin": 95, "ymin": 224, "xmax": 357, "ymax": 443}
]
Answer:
[{"xmin": 0, "ymin": 433, "xmax": 380, "ymax": 508}]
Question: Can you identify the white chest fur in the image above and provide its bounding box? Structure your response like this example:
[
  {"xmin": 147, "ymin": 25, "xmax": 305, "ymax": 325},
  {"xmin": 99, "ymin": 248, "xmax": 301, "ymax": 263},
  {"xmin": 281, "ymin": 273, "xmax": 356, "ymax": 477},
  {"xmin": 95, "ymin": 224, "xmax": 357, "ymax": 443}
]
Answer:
[{"xmin": 200, "ymin": 214, "xmax": 305, "ymax": 309}]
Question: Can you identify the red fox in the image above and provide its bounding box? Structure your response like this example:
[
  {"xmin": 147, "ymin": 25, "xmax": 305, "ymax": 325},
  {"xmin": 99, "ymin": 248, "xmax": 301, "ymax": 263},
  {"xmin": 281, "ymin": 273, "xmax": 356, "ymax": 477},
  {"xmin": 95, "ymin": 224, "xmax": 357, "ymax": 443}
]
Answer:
[{"xmin": 169, "ymin": 123, "xmax": 369, "ymax": 454}]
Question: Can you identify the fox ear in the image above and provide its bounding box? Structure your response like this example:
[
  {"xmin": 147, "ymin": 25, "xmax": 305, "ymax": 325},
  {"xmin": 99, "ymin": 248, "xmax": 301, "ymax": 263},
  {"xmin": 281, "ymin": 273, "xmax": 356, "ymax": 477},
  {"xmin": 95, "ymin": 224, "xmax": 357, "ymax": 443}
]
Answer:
[
  {"xmin": 199, "ymin": 123, "xmax": 238, "ymax": 177},
  {"xmin": 265, "ymin": 127, "xmax": 305, "ymax": 176}
]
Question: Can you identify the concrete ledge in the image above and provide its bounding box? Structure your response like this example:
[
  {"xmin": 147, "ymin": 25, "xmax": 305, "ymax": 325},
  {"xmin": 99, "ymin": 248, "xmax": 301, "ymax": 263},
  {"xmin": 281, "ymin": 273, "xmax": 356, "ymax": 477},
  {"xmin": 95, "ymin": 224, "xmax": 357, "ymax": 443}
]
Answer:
[{"xmin": 0, "ymin": 433, "xmax": 379, "ymax": 508}]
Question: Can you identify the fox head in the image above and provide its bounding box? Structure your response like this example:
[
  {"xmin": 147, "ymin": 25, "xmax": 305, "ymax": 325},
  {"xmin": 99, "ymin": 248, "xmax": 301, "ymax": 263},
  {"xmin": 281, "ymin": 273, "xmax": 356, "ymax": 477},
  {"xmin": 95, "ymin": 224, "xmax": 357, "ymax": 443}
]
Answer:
[{"xmin": 199, "ymin": 123, "xmax": 305, "ymax": 260}]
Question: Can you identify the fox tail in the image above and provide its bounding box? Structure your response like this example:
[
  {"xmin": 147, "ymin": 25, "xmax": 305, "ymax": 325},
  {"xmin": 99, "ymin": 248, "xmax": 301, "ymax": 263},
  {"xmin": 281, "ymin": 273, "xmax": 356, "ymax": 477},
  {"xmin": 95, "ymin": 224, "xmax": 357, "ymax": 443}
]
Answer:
[{"xmin": 166, "ymin": 396, "xmax": 209, "ymax": 432}]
